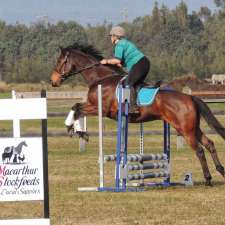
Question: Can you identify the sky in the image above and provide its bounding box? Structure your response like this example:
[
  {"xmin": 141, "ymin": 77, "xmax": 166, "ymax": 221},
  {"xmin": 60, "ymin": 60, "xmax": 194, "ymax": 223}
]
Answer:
[{"xmin": 0, "ymin": 0, "xmax": 217, "ymax": 26}]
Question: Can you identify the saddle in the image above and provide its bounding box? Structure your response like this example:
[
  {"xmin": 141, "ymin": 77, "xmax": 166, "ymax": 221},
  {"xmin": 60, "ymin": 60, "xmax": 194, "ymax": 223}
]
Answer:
[
  {"xmin": 116, "ymin": 80, "xmax": 162, "ymax": 107},
  {"xmin": 136, "ymin": 86, "xmax": 160, "ymax": 106}
]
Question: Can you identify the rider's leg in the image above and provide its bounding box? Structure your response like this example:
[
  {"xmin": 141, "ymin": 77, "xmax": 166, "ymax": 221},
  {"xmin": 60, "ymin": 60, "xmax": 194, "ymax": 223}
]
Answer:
[
  {"xmin": 125, "ymin": 56, "xmax": 150, "ymax": 86},
  {"xmin": 125, "ymin": 56, "xmax": 150, "ymax": 113}
]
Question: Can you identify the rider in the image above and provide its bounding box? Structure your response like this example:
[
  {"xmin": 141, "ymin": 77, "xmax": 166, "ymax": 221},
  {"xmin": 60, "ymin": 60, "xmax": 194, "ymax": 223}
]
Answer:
[{"xmin": 100, "ymin": 26, "xmax": 150, "ymax": 113}]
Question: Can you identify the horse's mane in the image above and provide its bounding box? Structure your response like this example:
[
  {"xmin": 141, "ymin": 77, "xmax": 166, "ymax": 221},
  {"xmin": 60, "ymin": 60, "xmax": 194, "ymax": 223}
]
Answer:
[
  {"xmin": 63, "ymin": 43, "xmax": 103, "ymax": 60},
  {"xmin": 63, "ymin": 43, "xmax": 126, "ymax": 75}
]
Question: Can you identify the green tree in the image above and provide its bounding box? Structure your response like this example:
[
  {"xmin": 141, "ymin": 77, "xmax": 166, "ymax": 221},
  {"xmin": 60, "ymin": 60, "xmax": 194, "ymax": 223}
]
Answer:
[
  {"xmin": 214, "ymin": 0, "xmax": 225, "ymax": 8},
  {"xmin": 204, "ymin": 16, "xmax": 225, "ymax": 74},
  {"xmin": 86, "ymin": 23, "xmax": 112, "ymax": 57},
  {"xmin": 160, "ymin": 4, "xmax": 170, "ymax": 26},
  {"xmin": 151, "ymin": 1, "xmax": 161, "ymax": 34},
  {"xmin": 0, "ymin": 1, "xmax": 224, "ymax": 83},
  {"xmin": 175, "ymin": 1, "xmax": 188, "ymax": 28}
]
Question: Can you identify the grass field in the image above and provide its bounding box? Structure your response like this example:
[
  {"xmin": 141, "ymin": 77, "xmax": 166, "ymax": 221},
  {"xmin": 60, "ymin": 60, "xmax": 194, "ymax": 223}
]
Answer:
[
  {"xmin": 0, "ymin": 96, "xmax": 225, "ymax": 225},
  {"xmin": 2, "ymin": 134, "xmax": 225, "ymax": 225}
]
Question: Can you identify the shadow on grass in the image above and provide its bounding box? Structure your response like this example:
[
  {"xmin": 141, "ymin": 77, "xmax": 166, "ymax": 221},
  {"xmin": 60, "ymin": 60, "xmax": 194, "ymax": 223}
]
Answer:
[{"xmin": 193, "ymin": 180, "xmax": 225, "ymax": 187}]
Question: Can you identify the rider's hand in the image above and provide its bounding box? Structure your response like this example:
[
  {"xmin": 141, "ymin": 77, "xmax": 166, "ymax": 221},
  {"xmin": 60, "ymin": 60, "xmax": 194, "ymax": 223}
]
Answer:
[{"xmin": 100, "ymin": 59, "xmax": 108, "ymax": 64}]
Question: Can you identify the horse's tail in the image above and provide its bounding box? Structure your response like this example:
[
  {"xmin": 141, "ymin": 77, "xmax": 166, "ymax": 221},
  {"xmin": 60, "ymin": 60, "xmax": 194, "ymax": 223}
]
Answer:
[{"xmin": 192, "ymin": 96, "xmax": 225, "ymax": 140}]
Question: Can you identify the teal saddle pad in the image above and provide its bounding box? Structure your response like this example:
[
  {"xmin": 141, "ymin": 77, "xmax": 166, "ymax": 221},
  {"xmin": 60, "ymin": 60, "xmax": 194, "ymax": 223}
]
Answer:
[{"xmin": 137, "ymin": 87, "xmax": 159, "ymax": 106}]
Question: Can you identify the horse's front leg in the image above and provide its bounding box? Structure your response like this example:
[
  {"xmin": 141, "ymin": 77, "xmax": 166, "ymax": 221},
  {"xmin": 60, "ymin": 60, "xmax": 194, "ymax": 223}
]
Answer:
[
  {"xmin": 72, "ymin": 102, "xmax": 99, "ymax": 119},
  {"xmin": 65, "ymin": 102, "xmax": 98, "ymax": 141}
]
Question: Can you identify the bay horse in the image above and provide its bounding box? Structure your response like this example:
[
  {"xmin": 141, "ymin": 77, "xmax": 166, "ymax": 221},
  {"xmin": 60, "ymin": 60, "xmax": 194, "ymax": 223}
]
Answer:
[{"xmin": 50, "ymin": 43, "xmax": 225, "ymax": 186}]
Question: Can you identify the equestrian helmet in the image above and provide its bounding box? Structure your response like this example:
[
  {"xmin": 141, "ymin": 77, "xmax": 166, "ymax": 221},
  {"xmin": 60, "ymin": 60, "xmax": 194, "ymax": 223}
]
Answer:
[{"xmin": 110, "ymin": 26, "xmax": 126, "ymax": 37}]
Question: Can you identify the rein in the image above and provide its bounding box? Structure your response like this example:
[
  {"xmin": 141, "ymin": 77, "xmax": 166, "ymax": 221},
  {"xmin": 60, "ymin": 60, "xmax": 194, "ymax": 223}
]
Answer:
[
  {"xmin": 60, "ymin": 62, "xmax": 127, "ymax": 87},
  {"xmin": 89, "ymin": 73, "xmax": 126, "ymax": 88},
  {"xmin": 61, "ymin": 62, "xmax": 100, "ymax": 81}
]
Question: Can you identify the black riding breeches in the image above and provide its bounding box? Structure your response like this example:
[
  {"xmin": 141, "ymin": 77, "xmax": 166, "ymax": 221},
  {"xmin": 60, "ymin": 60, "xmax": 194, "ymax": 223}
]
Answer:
[{"xmin": 125, "ymin": 56, "xmax": 150, "ymax": 87}]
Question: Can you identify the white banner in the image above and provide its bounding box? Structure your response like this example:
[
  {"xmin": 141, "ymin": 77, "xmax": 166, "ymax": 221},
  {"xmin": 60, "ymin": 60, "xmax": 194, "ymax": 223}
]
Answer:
[
  {"xmin": 0, "ymin": 98, "xmax": 47, "ymax": 120},
  {"xmin": 0, "ymin": 219, "xmax": 50, "ymax": 225},
  {"xmin": 0, "ymin": 138, "xmax": 44, "ymax": 201}
]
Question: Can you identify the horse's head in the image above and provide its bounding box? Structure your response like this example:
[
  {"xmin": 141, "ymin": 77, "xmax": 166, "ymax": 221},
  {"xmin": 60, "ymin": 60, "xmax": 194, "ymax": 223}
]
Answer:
[
  {"xmin": 51, "ymin": 47, "xmax": 75, "ymax": 87},
  {"xmin": 51, "ymin": 43, "xmax": 125, "ymax": 87},
  {"xmin": 22, "ymin": 141, "xmax": 28, "ymax": 147}
]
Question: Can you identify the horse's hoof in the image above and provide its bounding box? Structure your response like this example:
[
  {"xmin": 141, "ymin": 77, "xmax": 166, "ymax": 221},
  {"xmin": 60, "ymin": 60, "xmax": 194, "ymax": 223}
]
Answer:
[
  {"xmin": 66, "ymin": 125, "xmax": 74, "ymax": 137},
  {"xmin": 205, "ymin": 180, "xmax": 213, "ymax": 187},
  {"xmin": 82, "ymin": 132, "xmax": 89, "ymax": 142},
  {"xmin": 216, "ymin": 165, "xmax": 225, "ymax": 177}
]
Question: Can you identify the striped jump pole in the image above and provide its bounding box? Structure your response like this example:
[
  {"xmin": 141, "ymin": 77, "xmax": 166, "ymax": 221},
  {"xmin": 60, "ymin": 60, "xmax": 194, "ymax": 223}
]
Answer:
[
  {"xmin": 128, "ymin": 162, "xmax": 168, "ymax": 171},
  {"xmin": 128, "ymin": 171, "xmax": 170, "ymax": 181},
  {"xmin": 104, "ymin": 153, "xmax": 168, "ymax": 162}
]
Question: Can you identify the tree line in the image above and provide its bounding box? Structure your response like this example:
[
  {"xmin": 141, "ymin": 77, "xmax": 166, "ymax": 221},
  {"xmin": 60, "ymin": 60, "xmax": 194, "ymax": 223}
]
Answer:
[{"xmin": 0, "ymin": 0, "xmax": 224, "ymax": 84}]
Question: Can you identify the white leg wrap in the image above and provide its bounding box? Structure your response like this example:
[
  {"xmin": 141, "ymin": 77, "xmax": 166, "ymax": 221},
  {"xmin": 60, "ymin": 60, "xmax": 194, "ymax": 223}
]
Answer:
[
  {"xmin": 64, "ymin": 110, "xmax": 75, "ymax": 126},
  {"xmin": 74, "ymin": 117, "xmax": 86, "ymax": 132}
]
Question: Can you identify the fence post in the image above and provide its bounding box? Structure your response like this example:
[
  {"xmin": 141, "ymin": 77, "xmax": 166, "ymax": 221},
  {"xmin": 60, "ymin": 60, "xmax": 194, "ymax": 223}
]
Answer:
[{"xmin": 12, "ymin": 90, "xmax": 20, "ymax": 138}]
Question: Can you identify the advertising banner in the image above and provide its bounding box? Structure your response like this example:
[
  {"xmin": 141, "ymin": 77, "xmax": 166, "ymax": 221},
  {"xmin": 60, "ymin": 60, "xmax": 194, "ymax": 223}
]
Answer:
[{"xmin": 0, "ymin": 138, "xmax": 44, "ymax": 201}]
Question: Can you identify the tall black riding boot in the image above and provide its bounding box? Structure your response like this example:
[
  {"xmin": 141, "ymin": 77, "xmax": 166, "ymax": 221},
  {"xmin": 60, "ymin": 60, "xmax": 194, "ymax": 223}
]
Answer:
[{"xmin": 129, "ymin": 87, "xmax": 139, "ymax": 114}]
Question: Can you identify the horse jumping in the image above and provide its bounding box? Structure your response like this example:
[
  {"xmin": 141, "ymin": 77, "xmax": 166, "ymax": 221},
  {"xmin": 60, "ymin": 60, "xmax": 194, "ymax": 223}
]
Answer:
[{"xmin": 50, "ymin": 43, "xmax": 225, "ymax": 186}]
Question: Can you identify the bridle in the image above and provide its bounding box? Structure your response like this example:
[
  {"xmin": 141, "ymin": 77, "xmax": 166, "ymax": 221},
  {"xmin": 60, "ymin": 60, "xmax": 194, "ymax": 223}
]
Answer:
[
  {"xmin": 61, "ymin": 62, "xmax": 100, "ymax": 81},
  {"xmin": 55, "ymin": 53, "xmax": 100, "ymax": 82},
  {"xmin": 54, "ymin": 52, "xmax": 127, "ymax": 86}
]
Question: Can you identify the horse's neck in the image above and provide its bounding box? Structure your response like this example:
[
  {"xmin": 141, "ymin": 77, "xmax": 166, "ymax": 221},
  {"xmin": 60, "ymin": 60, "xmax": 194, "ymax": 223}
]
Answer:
[
  {"xmin": 17, "ymin": 142, "xmax": 24, "ymax": 149},
  {"xmin": 75, "ymin": 52, "xmax": 122, "ymax": 87},
  {"xmin": 81, "ymin": 65, "xmax": 116, "ymax": 87}
]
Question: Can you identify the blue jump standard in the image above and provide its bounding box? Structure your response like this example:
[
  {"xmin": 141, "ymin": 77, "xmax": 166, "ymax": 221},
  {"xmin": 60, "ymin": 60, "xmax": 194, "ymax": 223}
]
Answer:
[
  {"xmin": 78, "ymin": 85, "xmax": 185, "ymax": 192},
  {"xmin": 98, "ymin": 85, "xmax": 173, "ymax": 192}
]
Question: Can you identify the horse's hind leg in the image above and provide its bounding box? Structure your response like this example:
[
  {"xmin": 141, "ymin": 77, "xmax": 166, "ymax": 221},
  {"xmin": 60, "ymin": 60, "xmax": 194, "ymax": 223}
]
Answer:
[
  {"xmin": 184, "ymin": 133, "xmax": 212, "ymax": 186},
  {"xmin": 197, "ymin": 129, "xmax": 225, "ymax": 178}
]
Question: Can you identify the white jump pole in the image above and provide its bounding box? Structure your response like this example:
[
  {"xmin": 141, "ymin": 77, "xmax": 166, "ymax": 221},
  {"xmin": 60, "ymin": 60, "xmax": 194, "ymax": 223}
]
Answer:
[
  {"xmin": 78, "ymin": 117, "xmax": 86, "ymax": 152},
  {"xmin": 78, "ymin": 85, "xmax": 104, "ymax": 192},
  {"xmin": 98, "ymin": 84, "xmax": 104, "ymax": 188}
]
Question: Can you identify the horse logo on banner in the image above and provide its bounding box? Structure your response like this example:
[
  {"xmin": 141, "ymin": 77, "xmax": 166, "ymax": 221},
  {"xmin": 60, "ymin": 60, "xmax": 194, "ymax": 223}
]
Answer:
[{"xmin": 1, "ymin": 141, "xmax": 27, "ymax": 164}]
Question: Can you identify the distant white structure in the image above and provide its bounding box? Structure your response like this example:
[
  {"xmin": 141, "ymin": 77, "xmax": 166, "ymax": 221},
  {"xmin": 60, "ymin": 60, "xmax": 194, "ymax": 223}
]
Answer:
[
  {"xmin": 121, "ymin": 8, "xmax": 128, "ymax": 22},
  {"xmin": 212, "ymin": 74, "xmax": 225, "ymax": 85}
]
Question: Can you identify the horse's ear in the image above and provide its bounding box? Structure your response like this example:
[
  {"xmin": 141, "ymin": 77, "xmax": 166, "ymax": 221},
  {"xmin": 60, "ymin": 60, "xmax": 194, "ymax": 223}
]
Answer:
[{"xmin": 59, "ymin": 46, "xmax": 63, "ymax": 52}]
